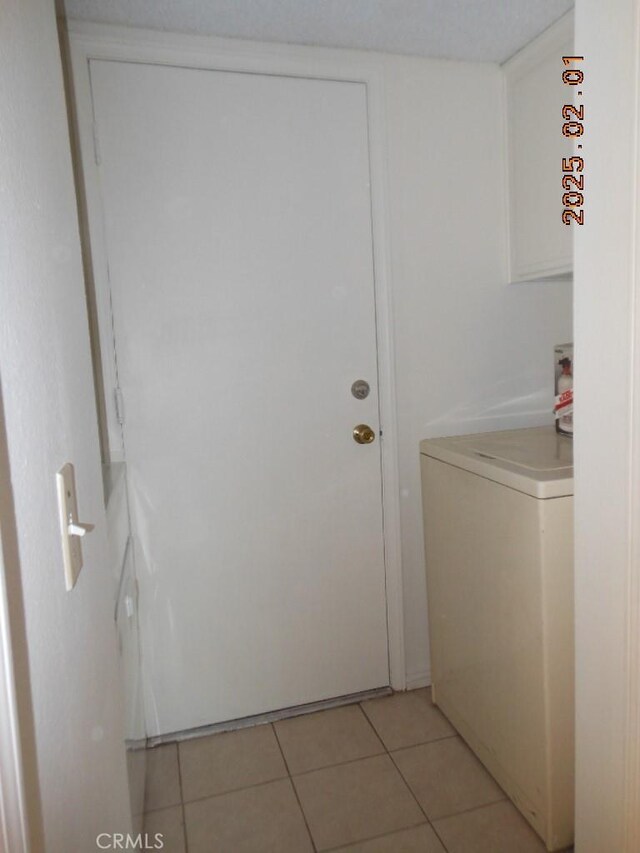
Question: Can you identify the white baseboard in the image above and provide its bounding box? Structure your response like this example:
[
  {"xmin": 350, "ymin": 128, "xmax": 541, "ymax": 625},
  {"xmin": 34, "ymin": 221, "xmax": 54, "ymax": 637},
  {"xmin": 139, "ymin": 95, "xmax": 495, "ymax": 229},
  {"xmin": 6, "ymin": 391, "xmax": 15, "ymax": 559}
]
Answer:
[{"xmin": 405, "ymin": 668, "xmax": 431, "ymax": 690}]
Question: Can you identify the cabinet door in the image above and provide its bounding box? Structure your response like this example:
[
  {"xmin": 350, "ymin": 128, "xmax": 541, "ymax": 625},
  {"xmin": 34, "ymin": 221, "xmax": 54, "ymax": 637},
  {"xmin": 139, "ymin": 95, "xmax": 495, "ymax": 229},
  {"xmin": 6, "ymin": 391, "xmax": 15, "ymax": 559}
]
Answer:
[{"xmin": 506, "ymin": 13, "xmax": 574, "ymax": 282}]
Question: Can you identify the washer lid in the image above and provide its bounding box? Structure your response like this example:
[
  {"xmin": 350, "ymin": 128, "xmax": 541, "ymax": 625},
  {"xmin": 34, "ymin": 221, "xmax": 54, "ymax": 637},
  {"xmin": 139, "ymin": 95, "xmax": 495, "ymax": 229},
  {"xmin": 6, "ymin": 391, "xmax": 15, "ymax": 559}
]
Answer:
[{"xmin": 420, "ymin": 425, "xmax": 573, "ymax": 498}]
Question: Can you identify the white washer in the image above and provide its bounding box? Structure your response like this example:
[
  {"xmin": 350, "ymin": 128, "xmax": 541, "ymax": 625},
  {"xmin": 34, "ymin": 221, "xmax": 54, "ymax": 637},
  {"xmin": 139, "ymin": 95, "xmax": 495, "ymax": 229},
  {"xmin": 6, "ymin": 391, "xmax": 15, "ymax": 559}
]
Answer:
[{"xmin": 420, "ymin": 426, "xmax": 573, "ymax": 852}]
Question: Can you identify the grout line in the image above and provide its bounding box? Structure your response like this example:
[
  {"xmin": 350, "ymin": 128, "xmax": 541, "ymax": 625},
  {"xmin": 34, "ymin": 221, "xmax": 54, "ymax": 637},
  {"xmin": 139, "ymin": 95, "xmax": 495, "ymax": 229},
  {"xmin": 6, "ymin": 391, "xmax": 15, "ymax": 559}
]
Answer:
[
  {"xmin": 269, "ymin": 722, "xmax": 292, "ymax": 776},
  {"xmin": 271, "ymin": 723, "xmax": 318, "ymax": 853},
  {"xmin": 378, "ymin": 711, "xmax": 506, "ymax": 848},
  {"xmin": 351, "ymin": 708, "xmax": 452, "ymax": 851},
  {"xmin": 430, "ymin": 795, "xmax": 509, "ymax": 825},
  {"xmin": 143, "ymin": 804, "xmax": 183, "ymax": 817},
  {"xmin": 428, "ymin": 798, "xmax": 516, "ymax": 853},
  {"xmin": 356, "ymin": 701, "xmax": 388, "ymax": 753},
  {"xmin": 323, "ymin": 818, "xmax": 430, "ymax": 852},
  {"xmin": 428, "ymin": 819, "xmax": 452, "ymax": 853},
  {"xmin": 358, "ymin": 697, "xmax": 459, "ymax": 754},
  {"xmin": 383, "ymin": 743, "xmax": 460, "ymax": 853},
  {"xmin": 358, "ymin": 698, "xmax": 378, "ymax": 731},
  {"xmin": 290, "ymin": 750, "xmax": 394, "ymax": 780},
  {"xmin": 386, "ymin": 748, "xmax": 434, "ymax": 827},
  {"xmin": 388, "ymin": 732, "xmax": 460, "ymax": 754},
  {"xmin": 179, "ymin": 772, "xmax": 290, "ymax": 808},
  {"xmin": 175, "ymin": 742, "xmax": 190, "ymax": 853},
  {"xmin": 357, "ymin": 701, "xmax": 430, "ymax": 813}
]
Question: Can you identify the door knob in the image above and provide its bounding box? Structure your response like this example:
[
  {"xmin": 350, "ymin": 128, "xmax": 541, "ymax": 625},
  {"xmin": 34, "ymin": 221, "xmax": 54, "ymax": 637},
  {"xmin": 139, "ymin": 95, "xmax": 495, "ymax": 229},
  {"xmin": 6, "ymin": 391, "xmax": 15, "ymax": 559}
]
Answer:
[{"xmin": 353, "ymin": 424, "xmax": 376, "ymax": 444}]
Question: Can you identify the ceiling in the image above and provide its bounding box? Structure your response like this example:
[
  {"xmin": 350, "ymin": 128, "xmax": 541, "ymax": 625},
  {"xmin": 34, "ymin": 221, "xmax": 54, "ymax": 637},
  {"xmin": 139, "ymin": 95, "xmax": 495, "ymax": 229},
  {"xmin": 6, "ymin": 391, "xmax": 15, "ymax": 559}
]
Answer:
[{"xmin": 62, "ymin": 0, "xmax": 573, "ymax": 64}]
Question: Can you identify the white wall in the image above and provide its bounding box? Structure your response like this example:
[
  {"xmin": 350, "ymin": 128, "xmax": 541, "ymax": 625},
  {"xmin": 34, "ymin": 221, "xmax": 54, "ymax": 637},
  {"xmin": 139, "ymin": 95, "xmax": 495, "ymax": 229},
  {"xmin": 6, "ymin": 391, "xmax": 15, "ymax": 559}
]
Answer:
[
  {"xmin": 0, "ymin": 1, "xmax": 132, "ymax": 849},
  {"xmin": 383, "ymin": 55, "xmax": 573, "ymax": 684}
]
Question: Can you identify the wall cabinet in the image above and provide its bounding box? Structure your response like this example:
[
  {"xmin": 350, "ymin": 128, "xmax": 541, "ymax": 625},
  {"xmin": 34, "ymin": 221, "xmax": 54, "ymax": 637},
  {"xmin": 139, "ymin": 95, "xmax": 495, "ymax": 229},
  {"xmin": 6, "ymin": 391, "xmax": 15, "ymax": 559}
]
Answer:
[{"xmin": 504, "ymin": 13, "xmax": 574, "ymax": 282}]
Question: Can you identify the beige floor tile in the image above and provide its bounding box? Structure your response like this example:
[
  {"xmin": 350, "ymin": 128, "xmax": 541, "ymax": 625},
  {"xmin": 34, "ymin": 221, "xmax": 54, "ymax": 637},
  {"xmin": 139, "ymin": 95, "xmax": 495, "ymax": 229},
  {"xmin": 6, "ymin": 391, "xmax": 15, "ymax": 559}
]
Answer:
[
  {"xmin": 274, "ymin": 704, "xmax": 384, "ymax": 774},
  {"xmin": 391, "ymin": 737, "xmax": 504, "ymax": 820},
  {"xmin": 184, "ymin": 778, "xmax": 313, "ymax": 853},
  {"xmin": 179, "ymin": 723, "xmax": 287, "ymax": 802},
  {"xmin": 361, "ymin": 689, "xmax": 455, "ymax": 750},
  {"xmin": 332, "ymin": 822, "xmax": 446, "ymax": 852},
  {"xmin": 144, "ymin": 744, "xmax": 182, "ymax": 811},
  {"xmin": 143, "ymin": 806, "xmax": 186, "ymax": 853},
  {"xmin": 292, "ymin": 753, "xmax": 425, "ymax": 851},
  {"xmin": 432, "ymin": 800, "xmax": 549, "ymax": 852}
]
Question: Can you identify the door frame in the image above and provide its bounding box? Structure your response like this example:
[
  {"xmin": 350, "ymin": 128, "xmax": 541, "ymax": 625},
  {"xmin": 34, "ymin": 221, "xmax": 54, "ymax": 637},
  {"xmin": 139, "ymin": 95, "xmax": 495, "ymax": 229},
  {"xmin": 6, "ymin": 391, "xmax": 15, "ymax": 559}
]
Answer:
[
  {"xmin": 65, "ymin": 21, "xmax": 406, "ymax": 692},
  {"xmin": 574, "ymin": 0, "xmax": 640, "ymax": 849},
  {"xmin": 0, "ymin": 519, "xmax": 29, "ymax": 852}
]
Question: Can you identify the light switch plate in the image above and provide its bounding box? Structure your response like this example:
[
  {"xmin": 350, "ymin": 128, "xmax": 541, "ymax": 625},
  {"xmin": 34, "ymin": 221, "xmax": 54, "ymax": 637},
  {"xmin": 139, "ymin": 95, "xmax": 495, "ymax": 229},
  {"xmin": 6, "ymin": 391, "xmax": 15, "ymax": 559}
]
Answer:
[{"xmin": 56, "ymin": 463, "xmax": 84, "ymax": 591}]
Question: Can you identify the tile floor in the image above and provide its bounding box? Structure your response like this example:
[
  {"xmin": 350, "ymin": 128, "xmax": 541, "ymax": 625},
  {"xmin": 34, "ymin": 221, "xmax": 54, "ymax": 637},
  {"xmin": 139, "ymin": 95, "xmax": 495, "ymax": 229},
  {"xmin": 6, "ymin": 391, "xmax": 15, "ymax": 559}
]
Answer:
[{"xmin": 143, "ymin": 689, "xmax": 568, "ymax": 853}]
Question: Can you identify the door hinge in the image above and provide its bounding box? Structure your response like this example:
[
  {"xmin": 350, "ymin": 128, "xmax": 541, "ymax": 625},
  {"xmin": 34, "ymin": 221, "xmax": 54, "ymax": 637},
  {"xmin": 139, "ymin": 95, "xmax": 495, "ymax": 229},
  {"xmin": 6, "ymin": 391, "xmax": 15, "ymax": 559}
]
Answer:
[
  {"xmin": 92, "ymin": 121, "xmax": 101, "ymax": 166},
  {"xmin": 114, "ymin": 387, "xmax": 125, "ymax": 425}
]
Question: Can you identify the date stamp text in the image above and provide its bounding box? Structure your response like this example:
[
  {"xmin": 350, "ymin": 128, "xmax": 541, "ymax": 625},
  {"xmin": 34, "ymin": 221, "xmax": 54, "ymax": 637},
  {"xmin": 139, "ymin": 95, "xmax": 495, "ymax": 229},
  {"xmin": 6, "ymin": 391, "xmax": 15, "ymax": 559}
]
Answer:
[{"xmin": 562, "ymin": 56, "xmax": 585, "ymax": 225}]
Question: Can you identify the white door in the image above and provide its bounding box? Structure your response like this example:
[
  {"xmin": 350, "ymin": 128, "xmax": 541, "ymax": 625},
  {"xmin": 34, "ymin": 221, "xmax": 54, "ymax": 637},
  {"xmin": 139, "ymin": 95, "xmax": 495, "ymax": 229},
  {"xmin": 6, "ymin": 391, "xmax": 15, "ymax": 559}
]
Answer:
[{"xmin": 90, "ymin": 60, "xmax": 389, "ymax": 736}]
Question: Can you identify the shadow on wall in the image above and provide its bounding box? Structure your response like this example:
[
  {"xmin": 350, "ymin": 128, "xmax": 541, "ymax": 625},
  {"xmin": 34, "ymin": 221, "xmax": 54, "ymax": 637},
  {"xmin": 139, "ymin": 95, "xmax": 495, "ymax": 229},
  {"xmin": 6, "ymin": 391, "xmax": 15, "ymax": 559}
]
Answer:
[{"xmin": 422, "ymin": 386, "xmax": 554, "ymax": 438}]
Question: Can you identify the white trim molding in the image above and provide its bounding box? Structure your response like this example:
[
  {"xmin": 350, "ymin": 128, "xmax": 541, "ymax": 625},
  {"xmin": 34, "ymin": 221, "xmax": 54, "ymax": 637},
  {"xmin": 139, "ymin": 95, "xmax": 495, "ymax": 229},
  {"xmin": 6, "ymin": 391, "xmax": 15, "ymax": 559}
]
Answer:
[
  {"xmin": 405, "ymin": 668, "xmax": 431, "ymax": 691},
  {"xmin": 574, "ymin": 1, "xmax": 640, "ymax": 849},
  {"xmin": 624, "ymin": 4, "xmax": 640, "ymax": 848},
  {"xmin": 65, "ymin": 21, "xmax": 406, "ymax": 691}
]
